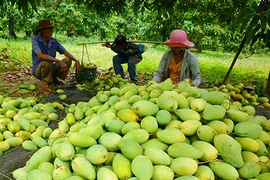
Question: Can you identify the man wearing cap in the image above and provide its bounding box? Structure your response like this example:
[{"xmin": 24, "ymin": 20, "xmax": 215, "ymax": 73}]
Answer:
[
  {"xmin": 152, "ymin": 29, "xmax": 201, "ymax": 87},
  {"xmin": 32, "ymin": 18, "xmax": 81, "ymax": 90},
  {"xmin": 102, "ymin": 34, "xmax": 146, "ymax": 82}
]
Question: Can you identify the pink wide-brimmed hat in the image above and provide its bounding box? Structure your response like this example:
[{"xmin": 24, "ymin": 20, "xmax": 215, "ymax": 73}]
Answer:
[{"xmin": 163, "ymin": 30, "xmax": 194, "ymax": 48}]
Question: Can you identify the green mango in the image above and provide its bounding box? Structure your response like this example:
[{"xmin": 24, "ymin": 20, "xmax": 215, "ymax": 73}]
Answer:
[
  {"xmin": 201, "ymin": 91, "xmax": 229, "ymax": 105},
  {"xmin": 86, "ymin": 144, "xmax": 108, "ymax": 165},
  {"xmin": 214, "ymin": 134, "xmax": 244, "ymax": 168},
  {"xmin": 52, "ymin": 165, "xmax": 72, "ymax": 180},
  {"xmin": 174, "ymin": 108, "xmax": 201, "ymax": 121},
  {"xmin": 141, "ymin": 116, "xmax": 158, "ymax": 134},
  {"xmin": 122, "ymin": 129, "xmax": 149, "ymax": 144},
  {"xmin": 191, "ymin": 141, "xmax": 218, "ymax": 162},
  {"xmin": 208, "ymin": 161, "xmax": 239, "ymax": 180},
  {"xmin": 194, "ymin": 165, "xmax": 215, "ymax": 180},
  {"xmin": 105, "ymin": 119, "xmax": 125, "ymax": 134},
  {"xmin": 233, "ymin": 121, "xmax": 263, "ymax": 139},
  {"xmin": 144, "ymin": 147, "xmax": 171, "ymax": 165},
  {"xmin": 121, "ymin": 122, "xmax": 140, "ymax": 135},
  {"xmin": 141, "ymin": 138, "xmax": 169, "ymax": 151},
  {"xmin": 222, "ymin": 118, "xmax": 235, "ymax": 133},
  {"xmin": 160, "ymin": 78, "xmax": 174, "ymax": 91},
  {"xmin": 255, "ymin": 138, "xmax": 268, "ymax": 156},
  {"xmin": 131, "ymin": 155, "xmax": 153, "ymax": 180},
  {"xmin": 238, "ymin": 160, "xmax": 261, "ymax": 179},
  {"xmin": 179, "ymin": 120, "xmax": 202, "ymax": 136},
  {"xmin": 155, "ymin": 109, "xmax": 172, "ymax": 127},
  {"xmin": 196, "ymin": 125, "xmax": 216, "ymax": 143},
  {"xmin": 172, "ymin": 93, "xmax": 190, "ymax": 109},
  {"xmin": 202, "ymin": 105, "xmax": 226, "ymax": 120},
  {"xmin": 157, "ymin": 128, "xmax": 185, "ymax": 144},
  {"xmin": 170, "ymin": 157, "xmax": 198, "ymax": 176},
  {"xmin": 167, "ymin": 142, "xmax": 203, "ymax": 159},
  {"xmin": 98, "ymin": 132, "xmax": 122, "ymax": 151},
  {"xmin": 157, "ymin": 96, "xmax": 178, "ymax": 112},
  {"xmin": 207, "ymin": 120, "xmax": 229, "ymax": 134},
  {"xmin": 71, "ymin": 157, "xmax": 96, "ymax": 180},
  {"xmin": 68, "ymin": 132, "xmax": 97, "ymax": 148},
  {"xmin": 226, "ymin": 109, "xmax": 249, "ymax": 123},
  {"xmin": 131, "ymin": 100, "xmax": 159, "ymax": 117},
  {"xmin": 26, "ymin": 169, "xmax": 52, "ymax": 180},
  {"xmin": 118, "ymin": 139, "xmax": 143, "ymax": 160},
  {"xmin": 256, "ymin": 173, "xmax": 270, "ymax": 180},
  {"xmin": 151, "ymin": 165, "xmax": 175, "ymax": 180},
  {"xmin": 97, "ymin": 167, "xmax": 118, "ymax": 180},
  {"xmin": 183, "ymin": 86, "xmax": 201, "ymax": 98}
]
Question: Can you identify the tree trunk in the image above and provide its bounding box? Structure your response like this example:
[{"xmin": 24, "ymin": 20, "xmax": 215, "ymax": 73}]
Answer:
[
  {"xmin": 266, "ymin": 71, "xmax": 270, "ymax": 96},
  {"xmin": 8, "ymin": 17, "xmax": 17, "ymax": 39}
]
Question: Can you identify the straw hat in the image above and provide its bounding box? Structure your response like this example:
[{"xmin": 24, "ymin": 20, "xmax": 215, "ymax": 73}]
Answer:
[
  {"xmin": 38, "ymin": 19, "xmax": 54, "ymax": 30},
  {"xmin": 163, "ymin": 30, "xmax": 194, "ymax": 48}
]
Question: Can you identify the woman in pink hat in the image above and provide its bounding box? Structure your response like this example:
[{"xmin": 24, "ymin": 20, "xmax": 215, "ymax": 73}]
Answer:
[
  {"xmin": 32, "ymin": 18, "xmax": 81, "ymax": 92},
  {"xmin": 152, "ymin": 30, "xmax": 201, "ymax": 87}
]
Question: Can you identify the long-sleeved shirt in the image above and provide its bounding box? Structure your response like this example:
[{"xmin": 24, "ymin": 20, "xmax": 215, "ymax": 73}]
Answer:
[
  {"xmin": 110, "ymin": 42, "xmax": 146, "ymax": 60},
  {"xmin": 153, "ymin": 49, "xmax": 201, "ymax": 87}
]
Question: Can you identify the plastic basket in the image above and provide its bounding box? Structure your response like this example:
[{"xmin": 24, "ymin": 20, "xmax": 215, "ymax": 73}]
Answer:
[{"xmin": 76, "ymin": 63, "xmax": 97, "ymax": 82}]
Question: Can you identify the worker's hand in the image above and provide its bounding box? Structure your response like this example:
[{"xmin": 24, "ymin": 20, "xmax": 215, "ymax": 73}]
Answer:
[
  {"xmin": 74, "ymin": 60, "xmax": 81, "ymax": 74},
  {"xmin": 101, "ymin": 41, "xmax": 111, "ymax": 48},
  {"xmin": 59, "ymin": 61, "xmax": 68, "ymax": 73}
]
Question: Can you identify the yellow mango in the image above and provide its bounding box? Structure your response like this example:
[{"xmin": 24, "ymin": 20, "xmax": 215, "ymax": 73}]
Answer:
[
  {"xmin": 192, "ymin": 141, "xmax": 218, "ymax": 162},
  {"xmin": 112, "ymin": 153, "xmax": 132, "ymax": 180},
  {"xmin": 117, "ymin": 109, "xmax": 139, "ymax": 123},
  {"xmin": 234, "ymin": 137, "xmax": 260, "ymax": 152},
  {"xmin": 5, "ymin": 137, "xmax": 23, "ymax": 147},
  {"xmin": 241, "ymin": 151, "xmax": 260, "ymax": 162},
  {"xmin": 0, "ymin": 141, "xmax": 10, "ymax": 152},
  {"xmin": 23, "ymin": 112, "xmax": 41, "ymax": 120},
  {"xmin": 207, "ymin": 120, "xmax": 229, "ymax": 134}
]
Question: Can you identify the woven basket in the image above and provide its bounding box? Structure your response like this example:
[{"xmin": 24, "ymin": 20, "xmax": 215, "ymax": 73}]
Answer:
[{"xmin": 76, "ymin": 63, "xmax": 97, "ymax": 82}]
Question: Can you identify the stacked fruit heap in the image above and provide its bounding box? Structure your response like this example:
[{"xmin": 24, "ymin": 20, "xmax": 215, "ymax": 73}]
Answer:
[{"xmin": 0, "ymin": 78, "xmax": 270, "ymax": 179}]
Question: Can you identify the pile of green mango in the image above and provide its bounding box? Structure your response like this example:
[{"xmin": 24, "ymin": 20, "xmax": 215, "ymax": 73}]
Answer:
[
  {"xmin": 1, "ymin": 78, "xmax": 270, "ymax": 179},
  {"xmin": 208, "ymin": 83, "xmax": 270, "ymax": 108}
]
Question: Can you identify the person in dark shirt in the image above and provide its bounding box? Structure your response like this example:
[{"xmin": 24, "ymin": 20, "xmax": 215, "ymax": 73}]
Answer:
[{"xmin": 102, "ymin": 34, "xmax": 146, "ymax": 82}]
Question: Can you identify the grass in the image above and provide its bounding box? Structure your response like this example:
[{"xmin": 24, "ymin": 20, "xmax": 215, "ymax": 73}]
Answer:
[{"xmin": 0, "ymin": 33, "xmax": 269, "ymax": 90}]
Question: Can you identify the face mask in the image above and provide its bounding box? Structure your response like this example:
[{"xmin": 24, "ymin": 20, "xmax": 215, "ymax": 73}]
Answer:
[{"xmin": 172, "ymin": 48, "xmax": 185, "ymax": 55}]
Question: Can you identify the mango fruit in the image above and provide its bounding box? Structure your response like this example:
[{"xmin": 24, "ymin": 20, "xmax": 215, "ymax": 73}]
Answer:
[
  {"xmin": 71, "ymin": 156, "xmax": 96, "ymax": 180},
  {"xmin": 131, "ymin": 155, "xmax": 153, "ymax": 180},
  {"xmin": 233, "ymin": 121, "xmax": 263, "ymax": 139},
  {"xmin": 167, "ymin": 142, "xmax": 203, "ymax": 159},
  {"xmin": 86, "ymin": 144, "xmax": 108, "ymax": 165},
  {"xmin": 208, "ymin": 161, "xmax": 239, "ymax": 180},
  {"xmin": 238, "ymin": 160, "xmax": 261, "ymax": 179},
  {"xmin": 144, "ymin": 147, "xmax": 171, "ymax": 165},
  {"xmin": 191, "ymin": 141, "xmax": 218, "ymax": 162},
  {"xmin": 131, "ymin": 100, "xmax": 159, "ymax": 117},
  {"xmin": 214, "ymin": 134, "xmax": 244, "ymax": 168},
  {"xmin": 201, "ymin": 91, "xmax": 229, "ymax": 105},
  {"xmin": 170, "ymin": 157, "xmax": 198, "ymax": 176},
  {"xmin": 226, "ymin": 109, "xmax": 249, "ymax": 123},
  {"xmin": 174, "ymin": 108, "xmax": 201, "ymax": 121},
  {"xmin": 202, "ymin": 105, "xmax": 226, "ymax": 120},
  {"xmin": 157, "ymin": 128, "xmax": 185, "ymax": 144},
  {"xmin": 112, "ymin": 153, "xmax": 132, "ymax": 180}
]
